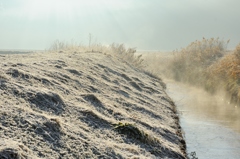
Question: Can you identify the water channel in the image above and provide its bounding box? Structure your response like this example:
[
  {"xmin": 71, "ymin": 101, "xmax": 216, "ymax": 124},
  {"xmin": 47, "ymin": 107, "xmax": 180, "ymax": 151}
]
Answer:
[{"xmin": 165, "ymin": 79, "xmax": 240, "ymax": 159}]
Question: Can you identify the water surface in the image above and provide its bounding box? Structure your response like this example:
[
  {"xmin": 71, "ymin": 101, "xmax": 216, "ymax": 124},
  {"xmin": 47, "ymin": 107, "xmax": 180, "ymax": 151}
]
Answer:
[{"xmin": 166, "ymin": 79, "xmax": 240, "ymax": 159}]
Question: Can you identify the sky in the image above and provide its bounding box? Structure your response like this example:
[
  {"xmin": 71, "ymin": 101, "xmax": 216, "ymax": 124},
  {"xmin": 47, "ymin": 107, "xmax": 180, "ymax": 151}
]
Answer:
[{"xmin": 0, "ymin": 0, "xmax": 240, "ymax": 51}]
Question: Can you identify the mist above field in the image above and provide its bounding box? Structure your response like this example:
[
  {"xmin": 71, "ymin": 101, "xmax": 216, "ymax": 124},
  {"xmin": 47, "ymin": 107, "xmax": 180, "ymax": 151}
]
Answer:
[{"xmin": 0, "ymin": 0, "xmax": 240, "ymax": 50}]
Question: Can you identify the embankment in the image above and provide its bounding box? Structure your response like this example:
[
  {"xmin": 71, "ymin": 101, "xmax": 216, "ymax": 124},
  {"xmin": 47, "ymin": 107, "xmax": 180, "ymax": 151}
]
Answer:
[{"xmin": 0, "ymin": 51, "xmax": 186, "ymax": 158}]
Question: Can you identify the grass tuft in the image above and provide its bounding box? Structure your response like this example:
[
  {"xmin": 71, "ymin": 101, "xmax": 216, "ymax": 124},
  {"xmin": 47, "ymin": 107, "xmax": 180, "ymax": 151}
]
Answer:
[{"xmin": 113, "ymin": 122, "xmax": 159, "ymax": 145}]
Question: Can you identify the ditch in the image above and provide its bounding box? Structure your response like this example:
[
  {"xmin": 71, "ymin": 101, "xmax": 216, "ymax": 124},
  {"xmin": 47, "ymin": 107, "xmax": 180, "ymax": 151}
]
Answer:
[{"xmin": 165, "ymin": 79, "xmax": 240, "ymax": 159}]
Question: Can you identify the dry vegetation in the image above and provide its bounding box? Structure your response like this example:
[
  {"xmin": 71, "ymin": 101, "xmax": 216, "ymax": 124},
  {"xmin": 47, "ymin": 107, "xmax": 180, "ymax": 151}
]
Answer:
[
  {"xmin": 206, "ymin": 44, "xmax": 240, "ymax": 104},
  {"xmin": 0, "ymin": 43, "xmax": 186, "ymax": 158},
  {"xmin": 49, "ymin": 40, "xmax": 144, "ymax": 68},
  {"xmin": 169, "ymin": 37, "xmax": 228, "ymax": 84},
  {"xmin": 142, "ymin": 38, "xmax": 240, "ymax": 106}
]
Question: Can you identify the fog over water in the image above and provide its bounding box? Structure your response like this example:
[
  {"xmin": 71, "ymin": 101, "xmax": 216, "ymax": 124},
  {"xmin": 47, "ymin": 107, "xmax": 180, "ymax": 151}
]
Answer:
[
  {"xmin": 0, "ymin": 0, "xmax": 240, "ymax": 50},
  {"xmin": 166, "ymin": 79, "xmax": 240, "ymax": 159},
  {"xmin": 141, "ymin": 51, "xmax": 240, "ymax": 158}
]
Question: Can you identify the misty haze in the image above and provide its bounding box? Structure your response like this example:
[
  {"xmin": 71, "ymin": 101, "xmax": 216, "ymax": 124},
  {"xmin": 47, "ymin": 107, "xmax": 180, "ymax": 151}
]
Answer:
[{"xmin": 0, "ymin": 0, "xmax": 240, "ymax": 159}]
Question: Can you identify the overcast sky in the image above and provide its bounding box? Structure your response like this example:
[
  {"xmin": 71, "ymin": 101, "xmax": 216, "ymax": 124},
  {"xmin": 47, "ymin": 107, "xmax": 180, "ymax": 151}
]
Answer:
[{"xmin": 0, "ymin": 0, "xmax": 240, "ymax": 51}]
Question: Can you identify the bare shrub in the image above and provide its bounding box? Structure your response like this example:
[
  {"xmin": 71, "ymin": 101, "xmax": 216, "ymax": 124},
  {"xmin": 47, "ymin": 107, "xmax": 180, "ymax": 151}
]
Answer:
[
  {"xmin": 169, "ymin": 38, "xmax": 229, "ymax": 85},
  {"xmin": 168, "ymin": 39, "xmax": 240, "ymax": 105},
  {"xmin": 49, "ymin": 40, "xmax": 70, "ymax": 51},
  {"xmin": 234, "ymin": 43, "xmax": 240, "ymax": 59},
  {"xmin": 109, "ymin": 43, "xmax": 143, "ymax": 68},
  {"xmin": 206, "ymin": 43, "xmax": 240, "ymax": 104}
]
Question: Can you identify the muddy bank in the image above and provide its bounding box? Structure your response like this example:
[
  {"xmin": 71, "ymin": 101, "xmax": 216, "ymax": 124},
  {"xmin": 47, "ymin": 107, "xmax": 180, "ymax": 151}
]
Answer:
[{"xmin": 0, "ymin": 51, "xmax": 186, "ymax": 158}]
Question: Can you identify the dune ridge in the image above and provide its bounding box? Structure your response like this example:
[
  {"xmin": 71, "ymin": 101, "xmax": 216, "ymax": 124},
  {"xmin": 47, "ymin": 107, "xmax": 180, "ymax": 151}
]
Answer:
[{"xmin": 0, "ymin": 51, "xmax": 186, "ymax": 158}]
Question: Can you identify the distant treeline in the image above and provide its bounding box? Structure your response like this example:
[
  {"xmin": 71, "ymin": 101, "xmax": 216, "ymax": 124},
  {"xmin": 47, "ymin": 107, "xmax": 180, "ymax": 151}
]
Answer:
[{"xmin": 0, "ymin": 51, "xmax": 33, "ymax": 54}]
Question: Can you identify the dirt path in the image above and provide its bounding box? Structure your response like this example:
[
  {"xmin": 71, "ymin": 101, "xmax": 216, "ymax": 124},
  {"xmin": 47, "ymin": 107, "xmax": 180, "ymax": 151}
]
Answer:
[{"xmin": 0, "ymin": 52, "xmax": 186, "ymax": 158}]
